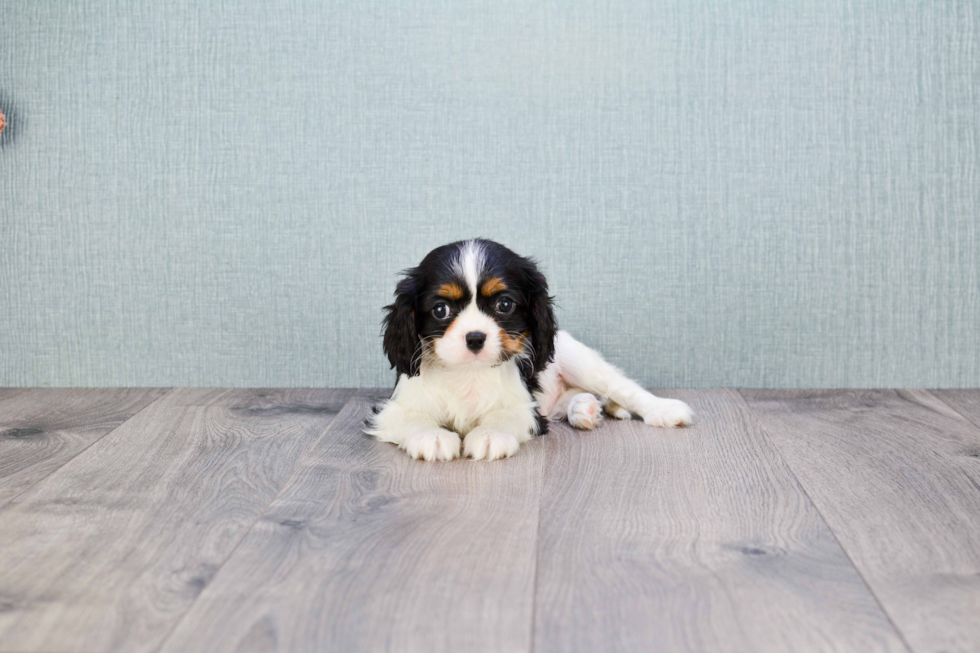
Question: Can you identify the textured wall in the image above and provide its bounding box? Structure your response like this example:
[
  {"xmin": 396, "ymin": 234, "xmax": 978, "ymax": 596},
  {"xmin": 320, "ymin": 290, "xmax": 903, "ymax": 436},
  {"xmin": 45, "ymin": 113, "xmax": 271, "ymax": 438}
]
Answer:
[{"xmin": 1, "ymin": 1, "xmax": 978, "ymax": 388}]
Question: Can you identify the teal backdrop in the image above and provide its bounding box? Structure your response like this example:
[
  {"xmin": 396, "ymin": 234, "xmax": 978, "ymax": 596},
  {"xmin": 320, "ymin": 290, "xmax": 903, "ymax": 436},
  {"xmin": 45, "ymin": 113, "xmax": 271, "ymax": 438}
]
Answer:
[{"xmin": 1, "ymin": 1, "xmax": 978, "ymax": 388}]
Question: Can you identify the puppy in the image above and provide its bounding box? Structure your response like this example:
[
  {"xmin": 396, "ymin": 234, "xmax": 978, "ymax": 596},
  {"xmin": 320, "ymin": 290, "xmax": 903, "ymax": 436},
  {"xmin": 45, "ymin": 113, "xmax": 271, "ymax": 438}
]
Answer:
[{"xmin": 366, "ymin": 239, "xmax": 693, "ymax": 461}]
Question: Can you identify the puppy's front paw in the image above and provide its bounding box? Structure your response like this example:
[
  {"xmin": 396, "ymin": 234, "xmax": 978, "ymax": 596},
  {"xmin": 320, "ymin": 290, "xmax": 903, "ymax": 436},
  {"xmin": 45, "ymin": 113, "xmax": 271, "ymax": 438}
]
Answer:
[
  {"xmin": 638, "ymin": 398, "xmax": 694, "ymax": 428},
  {"xmin": 403, "ymin": 429, "xmax": 461, "ymax": 461},
  {"xmin": 463, "ymin": 427, "xmax": 520, "ymax": 461},
  {"xmin": 567, "ymin": 392, "xmax": 602, "ymax": 430}
]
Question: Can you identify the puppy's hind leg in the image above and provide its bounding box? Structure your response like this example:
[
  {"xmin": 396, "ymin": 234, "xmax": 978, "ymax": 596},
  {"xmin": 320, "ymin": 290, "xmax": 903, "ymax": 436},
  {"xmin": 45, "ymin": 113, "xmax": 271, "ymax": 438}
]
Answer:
[
  {"xmin": 603, "ymin": 399, "xmax": 632, "ymax": 420},
  {"xmin": 552, "ymin": 331, "xmax": 694, "ymax": 428},
  {"xmin": 548, "ymin": 388, "xmax": 603, "ymax": 430}
]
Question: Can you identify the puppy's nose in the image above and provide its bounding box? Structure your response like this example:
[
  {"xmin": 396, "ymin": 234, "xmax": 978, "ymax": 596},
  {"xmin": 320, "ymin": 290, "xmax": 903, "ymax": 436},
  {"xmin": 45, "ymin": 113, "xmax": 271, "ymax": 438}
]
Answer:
[{"xmin": 465, "ymin": 331, "xmax": 487, "ymax": 352}]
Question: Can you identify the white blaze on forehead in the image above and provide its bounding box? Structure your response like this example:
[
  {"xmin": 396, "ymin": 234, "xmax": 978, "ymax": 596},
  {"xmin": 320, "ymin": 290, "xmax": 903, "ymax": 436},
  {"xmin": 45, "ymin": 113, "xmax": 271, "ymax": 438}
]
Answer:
[
  {"xmin": 436, "ymin": 241, "xmax": 500, "ymax": 366},
  {"xmin": 453, "ymin": 240, "xmax": 485, "ymax": 296}
]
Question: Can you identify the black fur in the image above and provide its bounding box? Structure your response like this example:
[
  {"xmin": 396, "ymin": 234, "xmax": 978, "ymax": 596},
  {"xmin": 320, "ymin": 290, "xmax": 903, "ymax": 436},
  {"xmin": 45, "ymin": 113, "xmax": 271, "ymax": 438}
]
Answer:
[
  {"xmin": 509, "ymin": 253, "xmax": 556, "ymax": 436},
  {"xmin": 516, "ymin": 254, "xmax": 557, "ymax": 378},
  {"xmin": 381, "ymin": 239, "xmax": 558, "ymax": 435},
  {"xmin": 382, "ymin": 272, "xmax": 422, "ymax": 377}
]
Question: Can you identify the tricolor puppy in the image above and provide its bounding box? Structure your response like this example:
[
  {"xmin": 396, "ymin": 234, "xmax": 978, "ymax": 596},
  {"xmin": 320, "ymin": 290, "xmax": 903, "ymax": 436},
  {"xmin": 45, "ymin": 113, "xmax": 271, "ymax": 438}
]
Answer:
[{"xmin": 366, "ymin": 239, "xmax": 693, "ymax": 461}]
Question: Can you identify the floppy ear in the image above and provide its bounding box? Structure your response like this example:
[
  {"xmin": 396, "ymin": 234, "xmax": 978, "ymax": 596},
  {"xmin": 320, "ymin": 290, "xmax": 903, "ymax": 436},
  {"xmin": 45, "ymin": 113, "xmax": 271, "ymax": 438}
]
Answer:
[
  {"xmin": 520, "ymin": 258, "xmax": 557, "ymax": 376},
  {"xmin": 382, "ymin": 270, "xmax": 422, "ymax": 377}
]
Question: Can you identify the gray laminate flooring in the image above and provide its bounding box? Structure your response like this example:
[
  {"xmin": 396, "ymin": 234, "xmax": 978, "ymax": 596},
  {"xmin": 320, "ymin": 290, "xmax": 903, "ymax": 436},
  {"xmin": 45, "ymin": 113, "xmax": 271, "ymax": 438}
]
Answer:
[{"xmin": 0, "ymin": 388, "xmax": 978, "ymax": 653}]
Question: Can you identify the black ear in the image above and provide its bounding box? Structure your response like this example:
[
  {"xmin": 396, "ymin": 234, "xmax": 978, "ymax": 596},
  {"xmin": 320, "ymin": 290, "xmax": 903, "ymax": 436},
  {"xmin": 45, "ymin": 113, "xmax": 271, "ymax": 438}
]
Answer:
[
  {"xmin": 382, "ymin": 269, "xmax": 422, "ymax": 377},
  {"xmin": 520, "ymin": 258, "xmax": 557, "ymax": 376}
]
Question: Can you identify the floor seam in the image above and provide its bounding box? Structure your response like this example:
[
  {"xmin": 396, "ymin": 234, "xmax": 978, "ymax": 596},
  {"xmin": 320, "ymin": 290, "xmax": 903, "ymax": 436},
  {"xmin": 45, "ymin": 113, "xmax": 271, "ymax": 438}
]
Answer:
[
  {"xmin": 151, "ymin": 388, "xmax": 359, "ymax": 653},
  {"xmin": 736, "ymin": 388, "xmax": 918, "ymax": 653},
  {"xmin": 0, "ymin": 387, "xmax": 175, "ymax": 512},
  {"xmin": 527, "ymin": 441, "xmax": 546, "ymax": 653},
  {"xmin": 922, "ymin": 389, "xmax": 980, "ymax": 432}
]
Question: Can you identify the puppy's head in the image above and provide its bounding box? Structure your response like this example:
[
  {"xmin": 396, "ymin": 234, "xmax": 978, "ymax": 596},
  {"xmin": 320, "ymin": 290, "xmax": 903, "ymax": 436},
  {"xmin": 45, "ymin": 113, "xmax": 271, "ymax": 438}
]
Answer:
[{"xmin": 383, "ymin": 239, "xmax": 556, "ymax": 378}]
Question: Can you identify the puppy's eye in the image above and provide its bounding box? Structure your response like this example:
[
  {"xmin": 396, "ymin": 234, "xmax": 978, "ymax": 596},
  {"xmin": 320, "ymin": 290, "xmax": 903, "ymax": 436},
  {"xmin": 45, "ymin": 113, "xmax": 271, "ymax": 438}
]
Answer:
[
  {"xmin": 495, "ymin": 298, "xmax": 515, "ymax": 315},
  {"xmin": 432, "ymin": 303, "xmax": 452, "ymax": 320}
]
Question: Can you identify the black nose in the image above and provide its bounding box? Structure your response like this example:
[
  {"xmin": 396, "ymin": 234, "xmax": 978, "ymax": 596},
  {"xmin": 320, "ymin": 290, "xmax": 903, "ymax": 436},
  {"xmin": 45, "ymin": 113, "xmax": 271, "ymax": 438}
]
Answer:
[{"xmin": 465, "ymin": 331, "xmax": 487, "ymax": 352}]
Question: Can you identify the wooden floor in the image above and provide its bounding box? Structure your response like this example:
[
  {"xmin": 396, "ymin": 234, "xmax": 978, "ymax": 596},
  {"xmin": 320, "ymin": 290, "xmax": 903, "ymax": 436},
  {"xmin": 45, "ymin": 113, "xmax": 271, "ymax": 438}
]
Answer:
[{"xmin": 1, "ymin": 389, "xmax": 978, "ymax": 653}]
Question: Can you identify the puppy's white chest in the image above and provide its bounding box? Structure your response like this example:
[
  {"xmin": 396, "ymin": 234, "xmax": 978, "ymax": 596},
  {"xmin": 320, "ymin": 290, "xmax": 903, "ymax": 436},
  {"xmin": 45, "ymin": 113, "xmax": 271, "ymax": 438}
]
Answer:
[
  {"xmin": 454, "ymin": 375, "xmax": 488, "ymax": 409},
  {"xmin": 428, "ymin": 363, "xmax": 529, "ymax": 433}
]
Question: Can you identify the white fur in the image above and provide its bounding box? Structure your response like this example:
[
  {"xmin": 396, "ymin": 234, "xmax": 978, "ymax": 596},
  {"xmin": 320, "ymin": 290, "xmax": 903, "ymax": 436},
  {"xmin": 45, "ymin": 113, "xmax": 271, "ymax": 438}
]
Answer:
[
  {"xmin": 536, "ymin": 331, "xmax": 694, "ymax": 428},
  {"xmin": 434, "ymin": 301, "xmax": 502, "ymax": 366},
  {"xmin": 367, "ymin": 359, "xmax": 538, "ymax": 461},
  {"xmin": 435, "ymin": 241, "xmax": 504, "ymax": 366},
  {"xmin": 454, "ymin": 240, "xmax": 484, "ymax": 295},
  {"xmin": 565, "ymin": 391, "xmax": 603, "ymax": 430},
  {"xmin": 367, "ymin": 240, "xmax": 693, "ymax": 462},
  {"xmin": 369, "ymin": 330, "xmax": 693, "ymax": 461}
]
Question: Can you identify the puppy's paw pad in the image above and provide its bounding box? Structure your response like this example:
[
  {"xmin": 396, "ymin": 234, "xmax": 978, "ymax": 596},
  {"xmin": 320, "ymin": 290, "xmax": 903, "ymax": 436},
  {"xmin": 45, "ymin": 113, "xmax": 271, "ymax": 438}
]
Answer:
[
  {"xmin": 404, "ymin": 429, "xmax": 461, "ymax": 461},
  {"xmin": 463, "ymin": 429, "xmax": 520, "ymax": 461},
  {"xmin": 568, "ymin": 393, "xmax": 603, "ymax": 430},
  {"xmin": 641, "ymin": 399, "xmax": 694, "ymax": 428}
]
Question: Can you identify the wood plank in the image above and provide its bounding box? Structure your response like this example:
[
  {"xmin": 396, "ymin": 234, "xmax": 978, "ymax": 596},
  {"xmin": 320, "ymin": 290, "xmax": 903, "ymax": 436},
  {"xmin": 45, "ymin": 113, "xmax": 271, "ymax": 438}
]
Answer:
[
  {"xmin": 0, "ymin": 388, "xmax": 168, "ymax": 508},
  {"xmin": 534, "ymin": 389, "xmax": 907, "ymax": 653},
  {"xmin": 0, "ymin": 387, "xmax": 353, "ymax": 653},
  {"xmin": 158, "ymin": 391, "xmax": 544, "ymax": 653},
  {"xmin": 932, "ymin": 389, "xmax": 980, "ymax": 430},
  {"xmin": 741, "ymin": 389, "xmax": 980, "ymax": 653}
]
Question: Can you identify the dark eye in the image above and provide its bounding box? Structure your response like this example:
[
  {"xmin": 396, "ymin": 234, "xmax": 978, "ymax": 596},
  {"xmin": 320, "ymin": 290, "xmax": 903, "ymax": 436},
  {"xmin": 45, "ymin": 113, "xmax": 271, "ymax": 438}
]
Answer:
[
  {"xmin": 432, "ymin": 303, "xmax": 452, "ymax": 320},
  {"xmin": 495, "ymin": 298, "xmax": 515, "ymax": 315}
]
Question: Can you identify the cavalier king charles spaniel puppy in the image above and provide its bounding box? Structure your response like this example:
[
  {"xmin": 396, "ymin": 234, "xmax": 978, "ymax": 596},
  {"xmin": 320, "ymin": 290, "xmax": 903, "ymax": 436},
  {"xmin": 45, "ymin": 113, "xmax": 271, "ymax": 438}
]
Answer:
[{"xmin": 366, "ymin": 239, "xmax": 693, "ymax": 461}]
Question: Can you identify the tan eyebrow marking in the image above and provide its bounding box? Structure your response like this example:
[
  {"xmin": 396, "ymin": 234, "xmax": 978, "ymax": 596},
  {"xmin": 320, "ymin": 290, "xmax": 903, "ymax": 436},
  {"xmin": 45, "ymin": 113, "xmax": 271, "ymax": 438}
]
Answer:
[
  {"xmin": 437, "ymin": 282, "xmax": 465, "ymax": 300},
  {"xmin": 481, "ymin": 277, "xmax": 507, "ymax": 297}
]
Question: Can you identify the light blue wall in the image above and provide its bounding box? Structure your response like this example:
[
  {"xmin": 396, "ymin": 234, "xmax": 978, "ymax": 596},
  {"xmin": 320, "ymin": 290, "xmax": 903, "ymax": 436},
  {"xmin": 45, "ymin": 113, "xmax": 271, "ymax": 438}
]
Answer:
[{"xmin": 1, "ymin": 1, "xmax": 978, "ymax": 388}]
